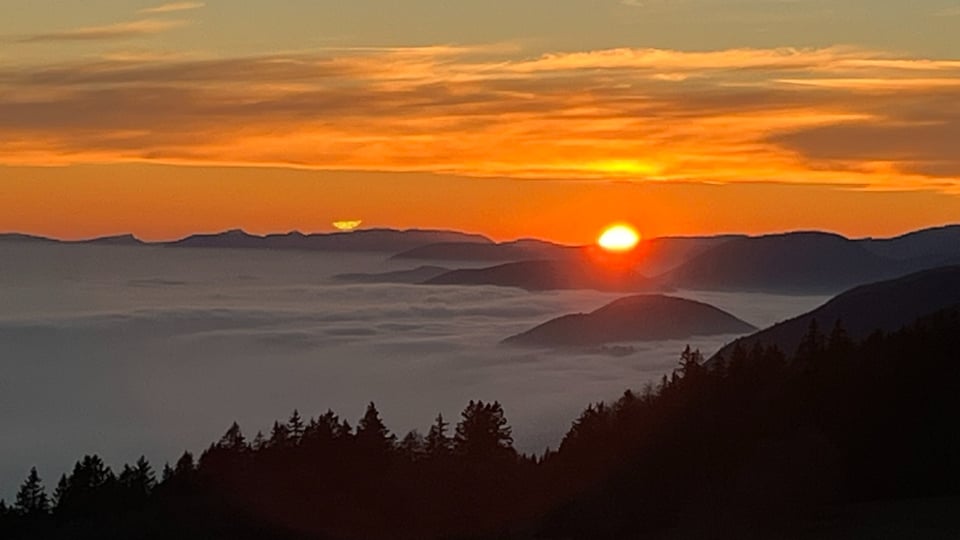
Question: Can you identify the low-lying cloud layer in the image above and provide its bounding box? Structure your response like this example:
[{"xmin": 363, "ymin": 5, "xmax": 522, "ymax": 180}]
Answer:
[
  {"xmin": 0, "ymin": 243, "xmax": 828, "ymax": 499},
  {"xmin": 1, "ymin": 44, "xmax": 958, "ymax": 191}
]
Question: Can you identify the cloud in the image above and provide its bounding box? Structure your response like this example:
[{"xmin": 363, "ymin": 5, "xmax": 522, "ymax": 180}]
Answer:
[
  {"xmin": 0, "ymin": 45, "xmax": 957, "ymax": 191},
  {"xmin": 140, "ymin": 2, "xmax": 206, "ymax": 14},
  {"xmin": 17, "ymin": 19, "xmax": 189, "ymax": 42},
  {"xmin": 0, "ymin": 245, "xmax": 823, "ymax": 499}
]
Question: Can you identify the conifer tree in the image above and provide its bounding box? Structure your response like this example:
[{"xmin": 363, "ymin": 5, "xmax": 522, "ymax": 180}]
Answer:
[
  {"xmin": 161, "ymin": 463, "xmax": 174, "ymax": 484},
  {"xmin": 355, "ymin": 402, "xmax": 396, "ymax": 454},
  {"xmin": 796, "ymin": 318, "xmax": 825, "ymax": 362},
  {"xmin": 52, "ymin": 473, "xmax": 69, "ymax": 510},
  {"xmin": 425, "ymin": 413, "xmax": 452, "ymax": 458},
  {"xmin": 400, "ymin": 430, "xmax": 426, "ymax": 461},
  {"xmin": 174, "ymin": 452, "xmax": 195, "ymax": 476},
  {"xmin": 15, "ymin": 467, "xmax": 49, "ymax": 516},
  {"xmin": 218, "ymin": 422, "xmax": 248, "ymax": 452},
  {"xmin": 118, "ymin": 456, "xmax": 155, "ymax": 499},
  {"xmin": 454, "ymin": 401, "xmax": 514, "ymax": 459},
  {"xmin": 288, "ymin": 409, "xmax": 305, "ymax": 443},
  {"xmin": 252, "ymin": 431, "xmax": 267, "ymax": 451},
  {"xmin": 269, "ymin": 421, "xmax": 291, "ymax": 448}
]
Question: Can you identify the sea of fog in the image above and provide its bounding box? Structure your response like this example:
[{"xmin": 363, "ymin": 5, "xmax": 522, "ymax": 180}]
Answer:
[{"xmin": 0, "ymin": 243, "xmax": 829, "ymax": 498}]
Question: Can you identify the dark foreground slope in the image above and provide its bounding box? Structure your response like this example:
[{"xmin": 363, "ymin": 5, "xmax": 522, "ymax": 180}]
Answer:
[
  {"xmin": 504, "ymin": 295, "xmax": 756, "ymax": 347},
  {"xmin": 712, "ymin": 265, "xmax": 960, "ymax": 363}
]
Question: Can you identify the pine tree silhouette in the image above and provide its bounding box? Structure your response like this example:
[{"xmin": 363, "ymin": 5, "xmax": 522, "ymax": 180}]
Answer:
[
  {"xmin": 218, "ymin": 422, "xmax": 248, "ymax": 452},
  {"xmin": 287, "ymin": 409, "xmax": 305, "ymax": 443},
  {"xmin": 454, "ymin": 401, "xmax": 514, "ymax": 459},
  {"xmin": 269, "ymin": 420, "xmax": 291, "ymax": 448},
  {"xmin": 174, "ymin": 451, "xmax": 195, "ymax": 476},
  {"xmin": 355, "ymin": 402, "xmax": 396, "ymax": 454},
  {"xmin": 14, "ymin": 467, "xmax": 48, "ymax": 516},
  {"xmin": 400, "ymin": 430, "xmax": 427, "ymax": 461},
  {"xmin": 118, "ymin": 456, "xmax": 156, "ymax": 501},
  {"xmin": 425, "ymin": 413, "xmax": 452, "ymax": 458}
]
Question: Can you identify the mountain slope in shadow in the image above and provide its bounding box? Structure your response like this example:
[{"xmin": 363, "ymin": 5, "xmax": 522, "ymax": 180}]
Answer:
[
  {"xmin": 632, "ymin": 235, "xmax": 747, "ymax": 276},
  {"xmin": 392, "ymin": 235, "xmax": 744, "ymax": 274},
  {"xmin": 660, "ymin": 231, "xmax": 905, "ymax": 294},
  {"xmin": 504, "ymin": 294, "xmax": 756, "ymax": 347},
  {"xmin": 390, "ymin": 239, "xmax": 579, "ymax": 262},
  {"xmin": 861, "ymin": 224, "xmax": 960, "ymax": 261},
  {"xmin": 711, "ymin": 265, "xmax": 960, "ymax": 362},
  {"xmin": 425, "ymin": 259, "xmax": 659, "ymax": 292}
]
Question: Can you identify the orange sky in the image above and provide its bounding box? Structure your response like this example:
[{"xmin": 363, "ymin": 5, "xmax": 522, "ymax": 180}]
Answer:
[
  {"xmin": 2, "ymin": 3, "xmax": 959, "ymax": 242},
  {"xmin": 4, "ymin": 164, "xmax": 959, "ymax": 244}
]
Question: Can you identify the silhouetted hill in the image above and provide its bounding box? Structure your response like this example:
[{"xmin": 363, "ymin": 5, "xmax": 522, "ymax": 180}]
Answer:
[
  {"xmin": 80, "ymin": 234, "xmax": 143, "ymax": 246},
  {"xmin": 711, "ymin": 265, "xmax": 960, "ymax": 363},
  {"xmin": 661, "ymin": 231, "xmax": 905, "ymax": 294},
  {"xmin": 168, "ymin": 228, "xmax": 491, "ymax": 253},
  {"xmin": 334, "ymin": 265, "xmax": 450, "ymax": 284},
  {"xmin": 0, "ymin": 233, "xmax": 57, "ymax": 243},
  {"xmin": 391, "ymin": 239, "xmax": 578, "ymax": 262},
  {"xmin": 168, "ymin": 229, "xmax": 263, "ymax": 248},
  {"xmin": 504, "ymin": 294, "xmax": 756, "ymax": 347},
  {"xmin": 425, "ymin": 259, "xmax": 659, "ymax": 292},
  {"xmin": 860, "ymin": 224, "xmax": 960, "ymax": 261}
]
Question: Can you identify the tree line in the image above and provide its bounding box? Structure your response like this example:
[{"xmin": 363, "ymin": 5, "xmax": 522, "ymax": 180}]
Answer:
[{"xmin": 2, "ymin": 308, "xmax": 959, "ymax": 539}]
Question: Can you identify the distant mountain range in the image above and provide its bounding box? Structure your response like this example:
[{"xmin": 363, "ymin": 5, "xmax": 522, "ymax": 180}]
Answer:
[
  {"xmin": 503, "ymin": 294, "xmax": 756, "ymax": 347},
  {"xmin": 710, "ymin": 265, "xmax": 960, "ymax": 362},
  {"xmin": 4, "ymin": 225, "xmax": 960, "ymax": 295},
  {"xmin": 0, "ymin": 228, "xmax": 489, "ymax": 253},
  {"xmin": 167, "ymin": 228, "xmax": 490, "ymax": 253}
]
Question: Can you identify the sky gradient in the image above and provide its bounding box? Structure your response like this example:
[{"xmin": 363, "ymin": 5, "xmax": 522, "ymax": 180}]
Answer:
[{"xmin": 2, "ymin": 1, "xmax": 959, "ymax": 243}]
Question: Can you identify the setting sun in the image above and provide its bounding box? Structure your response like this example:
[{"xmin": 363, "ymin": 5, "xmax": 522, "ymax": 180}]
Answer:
[{"xmin": 598, "ymin": 224, "xmax": 641, "ymax": 252}]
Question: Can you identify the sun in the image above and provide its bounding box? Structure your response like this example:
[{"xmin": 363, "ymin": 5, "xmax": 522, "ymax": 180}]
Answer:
[
  {"xmin": 333, "ymin": 220, "xmax": 363, "ymax": 231},
  {"xmin": 598, "ymin": 224, "xmax": 641, "ymax": 252}
]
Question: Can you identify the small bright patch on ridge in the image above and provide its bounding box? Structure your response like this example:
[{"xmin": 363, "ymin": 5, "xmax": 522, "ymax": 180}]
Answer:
[
  {"xmin": 333, "ymin": 220, "xmax": 362, "ymax": 231},
  {"xmin": 598, "ymin": 224, "xmax": 640, "ymax": 252}
]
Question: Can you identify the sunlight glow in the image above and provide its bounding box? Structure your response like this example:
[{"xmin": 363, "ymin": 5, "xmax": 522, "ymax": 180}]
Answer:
[
  {"xmin": 333, "ymin": 220, "xmax": 363, "ymax": 231},
  {"xmin": 598, "ymin": 224, "xmax": 641, "ymax": 252},
  {"xmin": 587, "ymin": 159, "xmax": 664, "ymax": 177}
]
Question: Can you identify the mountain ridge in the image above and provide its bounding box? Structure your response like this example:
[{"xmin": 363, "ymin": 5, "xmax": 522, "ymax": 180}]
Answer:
[{"xmin": 710, "ymin": 265, "xmax": 960, "ymax": 363}]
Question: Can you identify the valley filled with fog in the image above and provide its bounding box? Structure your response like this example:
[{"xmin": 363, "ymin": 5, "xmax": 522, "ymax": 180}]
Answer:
[{"xmin": 0, "ymin": 242, "xmax": 829, "ymax": 497}]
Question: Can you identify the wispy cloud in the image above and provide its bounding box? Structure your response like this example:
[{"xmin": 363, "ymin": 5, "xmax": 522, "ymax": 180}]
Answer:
[
  {"xmin": 139, "ymin": 2, "xmax": 206, "ymax": 14},
  {"xmin": 0, "ymin": 45, "xmax": 957, "ymax": 192},
  {"xmin": 17, "ymin": 19, "xmax": 188, "ymax": 42}
]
